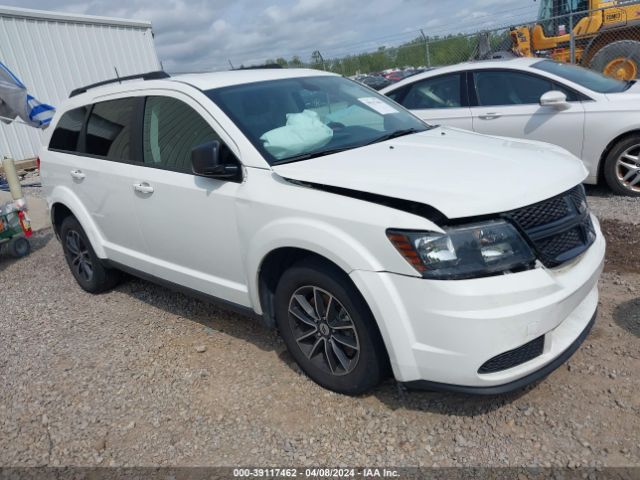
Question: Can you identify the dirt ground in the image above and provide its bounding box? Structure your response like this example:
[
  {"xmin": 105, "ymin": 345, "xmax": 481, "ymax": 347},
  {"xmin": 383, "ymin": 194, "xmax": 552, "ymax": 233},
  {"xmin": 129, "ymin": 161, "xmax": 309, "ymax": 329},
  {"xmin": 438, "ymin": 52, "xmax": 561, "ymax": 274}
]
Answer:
[
  {"xmin": 0, "ymin": 218, "xmax": 638, "ymax": 469},
  {"xmin": 601, "ymin": 219, "xmax": 640, "ymax": 274}
]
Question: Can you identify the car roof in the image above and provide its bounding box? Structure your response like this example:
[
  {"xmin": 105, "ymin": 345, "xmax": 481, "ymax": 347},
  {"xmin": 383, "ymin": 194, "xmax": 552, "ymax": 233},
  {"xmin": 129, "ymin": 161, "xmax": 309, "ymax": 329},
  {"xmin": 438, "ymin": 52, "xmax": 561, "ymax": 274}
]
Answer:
[
  {"xmin": 66, "ymin": 68, "xmax": 338, "ymax": 105},
  {"xmin": 171, "ymin": 68, "xmax": 338, "ymax": 90},
  {"xmin": 381, "ymin": 57, "xmax": 542, "ymax": 92},
  {"xmin": 445, "ymin": 56, "xmax": 540, "ymax": 70}
]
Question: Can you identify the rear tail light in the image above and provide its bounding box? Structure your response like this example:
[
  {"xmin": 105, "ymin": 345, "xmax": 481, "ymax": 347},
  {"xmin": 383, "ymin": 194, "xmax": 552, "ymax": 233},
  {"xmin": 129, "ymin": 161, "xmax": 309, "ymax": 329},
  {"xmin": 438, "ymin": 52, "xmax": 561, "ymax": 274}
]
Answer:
[{"xmin": 36, "ymin": 156, "xmax": 41, "ymax": 172}]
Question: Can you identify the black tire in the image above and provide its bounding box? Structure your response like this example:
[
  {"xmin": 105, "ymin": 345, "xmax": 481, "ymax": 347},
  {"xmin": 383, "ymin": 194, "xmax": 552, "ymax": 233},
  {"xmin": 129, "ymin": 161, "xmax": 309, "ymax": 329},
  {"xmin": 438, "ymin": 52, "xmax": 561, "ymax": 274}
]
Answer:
[
  {"xmin": 603, "ymin": 135, "xmax": 640, "ymax": 197},
  {"xmin": 8, "ymin": 236, "xmax": 30, "ymax": 258},
  {"xmin": 60, "ymin": 216, "xmax": 121, "ymax": 293},
  {"xmin": 589, "ymin": 40, "xmax": 640, "ymax": 80},
  {"xmin": 274, "ymin": 258, "xmax": 388, "ymax": 395}
]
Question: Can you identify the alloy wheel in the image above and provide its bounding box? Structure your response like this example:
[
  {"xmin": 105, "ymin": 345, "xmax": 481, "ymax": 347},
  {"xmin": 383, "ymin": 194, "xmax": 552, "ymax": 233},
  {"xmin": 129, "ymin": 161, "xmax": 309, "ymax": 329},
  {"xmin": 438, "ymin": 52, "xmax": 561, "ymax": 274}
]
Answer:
[
  {"xmin": 616, "ymin": 145, "xmax": 640, "ymax": 193},
  {"xmin": 65, "ymin": 230, "xmax": 94, "ymax": 283},
  {"xmin": 288, "ymin": 286, "xmax": 360, "ymax": 376}
]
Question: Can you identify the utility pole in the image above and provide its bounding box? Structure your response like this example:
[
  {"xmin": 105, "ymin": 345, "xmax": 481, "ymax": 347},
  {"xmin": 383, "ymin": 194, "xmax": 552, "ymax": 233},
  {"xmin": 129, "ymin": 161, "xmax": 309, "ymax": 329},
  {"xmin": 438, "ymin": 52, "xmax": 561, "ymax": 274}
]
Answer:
[
  {"xmin": 568, "ymin": 12, "xmax": 576, "ymax": 64},
  {"xmin": 311, "ymin": 50, "xmax": 326, "ymax": 70},
  {"xmin": 420, "ymin": 29, "xmax": 431, "ymax": 68}
]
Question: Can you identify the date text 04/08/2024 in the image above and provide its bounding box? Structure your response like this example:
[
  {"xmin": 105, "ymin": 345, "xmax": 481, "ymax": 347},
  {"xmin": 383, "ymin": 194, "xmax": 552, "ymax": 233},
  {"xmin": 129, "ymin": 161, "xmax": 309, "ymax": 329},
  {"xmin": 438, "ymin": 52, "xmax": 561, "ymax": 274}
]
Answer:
[{"xmin": 232, "ymin": 468, "xmax": 400, "ymax": 478}]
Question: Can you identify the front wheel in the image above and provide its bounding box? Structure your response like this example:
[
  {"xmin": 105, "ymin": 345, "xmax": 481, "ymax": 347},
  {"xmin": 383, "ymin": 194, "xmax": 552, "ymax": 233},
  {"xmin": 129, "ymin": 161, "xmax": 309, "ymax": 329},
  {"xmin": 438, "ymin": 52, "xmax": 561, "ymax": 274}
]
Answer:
[
  {"xmin": 603, "ymin": 135, "xmax": 640, "ymax": 197},
  {"xmin": 274, "ymin": 259, "xmax": 388, "ymax": 395}
]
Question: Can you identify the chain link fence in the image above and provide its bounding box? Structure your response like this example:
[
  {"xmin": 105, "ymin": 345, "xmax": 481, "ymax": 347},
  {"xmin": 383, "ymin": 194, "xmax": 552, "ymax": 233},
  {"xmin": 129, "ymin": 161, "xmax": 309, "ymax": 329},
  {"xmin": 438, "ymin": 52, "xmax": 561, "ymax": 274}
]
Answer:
[
  {"xmin": 264, "ymin": 1, "xmax": 640, "ymax": 84},
  {"xmin": 512, "ymin": 2, "xmax": 640, "ymax": 77}
]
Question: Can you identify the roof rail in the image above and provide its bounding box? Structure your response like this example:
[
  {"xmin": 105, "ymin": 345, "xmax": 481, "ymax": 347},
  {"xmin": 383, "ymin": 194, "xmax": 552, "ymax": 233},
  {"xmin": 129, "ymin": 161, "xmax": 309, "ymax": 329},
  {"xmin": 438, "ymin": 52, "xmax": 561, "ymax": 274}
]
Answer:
[{"xmin": 69, "ymin": 70, "xmax": 170, "ymax": 98}]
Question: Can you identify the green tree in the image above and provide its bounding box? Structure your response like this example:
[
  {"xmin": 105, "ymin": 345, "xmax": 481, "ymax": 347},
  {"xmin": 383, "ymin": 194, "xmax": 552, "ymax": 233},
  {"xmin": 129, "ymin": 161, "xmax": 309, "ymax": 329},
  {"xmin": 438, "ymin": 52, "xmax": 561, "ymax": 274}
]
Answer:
[{"xmin": 270, "ymin": 29, "xmax": 510, "ymax": 76}]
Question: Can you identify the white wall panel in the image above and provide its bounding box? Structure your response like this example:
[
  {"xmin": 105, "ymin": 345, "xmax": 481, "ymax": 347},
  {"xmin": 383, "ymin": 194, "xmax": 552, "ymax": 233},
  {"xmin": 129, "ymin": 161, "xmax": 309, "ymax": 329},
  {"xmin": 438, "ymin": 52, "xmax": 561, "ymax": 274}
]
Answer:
[{"xmin": 0, "ymin": 7, "xmax": 161, "ymax": 160}]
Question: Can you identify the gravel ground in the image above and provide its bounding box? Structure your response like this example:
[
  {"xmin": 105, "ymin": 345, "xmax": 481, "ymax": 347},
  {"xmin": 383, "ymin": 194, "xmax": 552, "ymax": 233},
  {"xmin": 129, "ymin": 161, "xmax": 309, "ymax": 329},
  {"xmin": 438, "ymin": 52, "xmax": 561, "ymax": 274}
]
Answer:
[
  {"xmin": 585, "ymin": 185, "xmax": 640, "ymax": 225},
  {"xmin": 2, "ymin": 171, "xmax": 43, "ymax": 200},
  {"xmin": 0, "ymin": 181, "xmax": 639, "ymax": 469}
]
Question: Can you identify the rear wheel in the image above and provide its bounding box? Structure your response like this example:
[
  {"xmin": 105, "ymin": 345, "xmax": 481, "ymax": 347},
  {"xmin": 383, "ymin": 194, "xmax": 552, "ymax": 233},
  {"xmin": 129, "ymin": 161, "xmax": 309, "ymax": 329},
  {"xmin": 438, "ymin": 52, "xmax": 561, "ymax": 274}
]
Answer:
[
  {"xmin": 603, "ymin": 135, "xmax": 640, "ymax": 196},
  {"xmin": 589, "ymin": 40, "xmax": 640, "ymax": 81},
  {"xmin": 60, "ymin": 216, "xmax": 121, "ymax": 293},
  {"xmin": 274, "ymin": 259, "xmax": 388, "ymax": 395}
]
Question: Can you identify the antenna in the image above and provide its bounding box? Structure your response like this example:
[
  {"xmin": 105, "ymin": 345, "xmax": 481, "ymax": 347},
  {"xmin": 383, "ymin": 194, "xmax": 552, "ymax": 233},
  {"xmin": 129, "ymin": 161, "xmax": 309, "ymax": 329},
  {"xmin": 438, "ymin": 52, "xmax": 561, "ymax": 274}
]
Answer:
[{"xmin": 114, "ymin": 67, "xmax": 121, "ymax": 84}]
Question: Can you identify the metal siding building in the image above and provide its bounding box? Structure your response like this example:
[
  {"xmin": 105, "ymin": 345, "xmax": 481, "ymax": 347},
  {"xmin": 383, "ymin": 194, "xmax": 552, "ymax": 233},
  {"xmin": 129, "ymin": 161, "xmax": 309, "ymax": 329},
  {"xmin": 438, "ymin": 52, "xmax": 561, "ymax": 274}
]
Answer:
[{"xmin": 0, "ymin": 6, "xmax": 161, "ymax": 160}]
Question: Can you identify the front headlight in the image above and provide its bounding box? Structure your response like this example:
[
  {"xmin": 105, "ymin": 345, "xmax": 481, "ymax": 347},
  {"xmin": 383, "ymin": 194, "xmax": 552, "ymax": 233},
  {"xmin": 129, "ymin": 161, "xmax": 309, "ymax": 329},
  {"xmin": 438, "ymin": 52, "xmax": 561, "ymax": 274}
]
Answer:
[{"xmin": 387, "ymin": 220, "xmax": 535, "ymax": 280}]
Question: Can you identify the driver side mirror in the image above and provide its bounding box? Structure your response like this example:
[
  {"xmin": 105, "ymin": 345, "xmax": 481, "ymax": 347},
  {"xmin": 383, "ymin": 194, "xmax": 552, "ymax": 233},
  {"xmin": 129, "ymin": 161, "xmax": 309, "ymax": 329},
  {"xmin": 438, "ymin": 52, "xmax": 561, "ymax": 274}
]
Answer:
[
  {"xmin": 540, "ymin": 90, "xmax": 569, "ymax": 110},
  {"xmin": 191, "ymin": 141, "xmax": 240, "ymax": 180}
]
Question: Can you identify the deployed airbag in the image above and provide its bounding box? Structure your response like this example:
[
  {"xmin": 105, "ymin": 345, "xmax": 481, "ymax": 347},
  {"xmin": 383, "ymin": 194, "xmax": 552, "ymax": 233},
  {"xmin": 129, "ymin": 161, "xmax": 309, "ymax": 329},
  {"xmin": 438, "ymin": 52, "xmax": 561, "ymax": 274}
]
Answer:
[{"xmin": 261, "ymin": 110, "xmax": 333, "ymax": 159}]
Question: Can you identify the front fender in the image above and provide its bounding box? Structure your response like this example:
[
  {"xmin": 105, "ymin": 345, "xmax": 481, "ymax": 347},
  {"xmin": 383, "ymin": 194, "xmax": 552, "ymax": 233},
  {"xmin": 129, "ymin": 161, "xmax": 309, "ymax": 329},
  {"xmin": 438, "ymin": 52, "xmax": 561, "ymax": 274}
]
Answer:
[
  {"xmin": 244, "ymin": 216, "xmax": 402, "ymax": 313},
  {"xmin": 48, "ymin": 185, "xmax": 107, "ymax": 258},
  {"xmin": 244, "ymin": 216, "xmax": 426, "ymax": 378}
]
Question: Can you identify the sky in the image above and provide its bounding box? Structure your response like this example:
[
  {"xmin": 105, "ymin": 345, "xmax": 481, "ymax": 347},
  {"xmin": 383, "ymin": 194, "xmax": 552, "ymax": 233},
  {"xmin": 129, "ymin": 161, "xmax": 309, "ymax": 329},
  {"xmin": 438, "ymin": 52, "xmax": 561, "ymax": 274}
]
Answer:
[{"xmin": 1, "ymin": 0, "xmax": 538, "ymax": 72}]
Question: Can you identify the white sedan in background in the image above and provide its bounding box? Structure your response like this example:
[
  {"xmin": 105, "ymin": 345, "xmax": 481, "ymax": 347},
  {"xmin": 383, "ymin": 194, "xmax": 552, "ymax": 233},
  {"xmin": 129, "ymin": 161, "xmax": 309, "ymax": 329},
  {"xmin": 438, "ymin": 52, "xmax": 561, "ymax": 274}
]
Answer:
[{"xmin": 381, "ymin": 57, "xmax": 640, "ymax": 196}]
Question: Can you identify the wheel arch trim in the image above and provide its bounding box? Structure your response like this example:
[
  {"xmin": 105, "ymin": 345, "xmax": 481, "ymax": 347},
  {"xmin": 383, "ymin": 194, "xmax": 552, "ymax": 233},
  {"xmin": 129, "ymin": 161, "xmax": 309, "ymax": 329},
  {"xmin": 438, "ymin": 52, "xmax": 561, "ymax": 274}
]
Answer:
[
  {"xmin": 246, "ymin": 217, "xmax": 407, "ymax": 315},
  {"xmin": 598, "ymin": 128, "xmax": 640, "ymax": 183},
  {"xmin": 48, "ymin": 186, "xmax": 107, "ymax": 258}
]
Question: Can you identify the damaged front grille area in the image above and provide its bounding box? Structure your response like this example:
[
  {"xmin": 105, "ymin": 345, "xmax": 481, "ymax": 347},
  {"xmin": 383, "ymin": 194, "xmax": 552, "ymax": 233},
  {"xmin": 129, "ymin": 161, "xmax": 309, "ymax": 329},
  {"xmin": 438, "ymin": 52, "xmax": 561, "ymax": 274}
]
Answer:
[
  {"xmin": 287, "ymin": 177, "xmax": 596, "ymax": 270},
  {"xmin": 504, "ymin": 185, "xmax": 596, "ymax": 268}
]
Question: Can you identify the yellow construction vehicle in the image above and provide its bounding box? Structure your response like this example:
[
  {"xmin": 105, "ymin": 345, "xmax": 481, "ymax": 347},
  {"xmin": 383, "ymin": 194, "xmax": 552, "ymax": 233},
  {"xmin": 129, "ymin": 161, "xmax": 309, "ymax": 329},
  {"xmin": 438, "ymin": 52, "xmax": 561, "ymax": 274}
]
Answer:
[{"xmin": 511, "ymin": 0, "xmax": 640, "ymax": 80}]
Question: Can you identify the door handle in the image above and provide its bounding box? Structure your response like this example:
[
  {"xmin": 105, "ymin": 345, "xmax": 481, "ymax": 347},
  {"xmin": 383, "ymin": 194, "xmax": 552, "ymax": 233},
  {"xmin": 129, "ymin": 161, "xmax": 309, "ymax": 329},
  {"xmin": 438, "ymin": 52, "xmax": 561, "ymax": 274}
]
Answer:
[
  {"xmin": 133, "ymin": 182, "xmax": 154, "ymax": 194},
  {"xmin": 479, "ymin": 112, "xmax": 502, "ymax": 120},
  {"xmin": 70, "ymin": 169, "xmax": 85, "ymax": 180}
]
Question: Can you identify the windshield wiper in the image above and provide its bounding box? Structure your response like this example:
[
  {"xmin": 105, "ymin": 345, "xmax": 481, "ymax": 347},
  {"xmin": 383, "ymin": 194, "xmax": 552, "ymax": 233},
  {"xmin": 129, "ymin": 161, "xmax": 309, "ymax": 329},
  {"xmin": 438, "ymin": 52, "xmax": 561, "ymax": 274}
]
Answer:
[
  {"xmin": 365, "ymin": 128, "xmax": 424, "ymax": 146},
  {"xmin": 272, "ymin": 145, "xmax": 359, "ymax": 165}
]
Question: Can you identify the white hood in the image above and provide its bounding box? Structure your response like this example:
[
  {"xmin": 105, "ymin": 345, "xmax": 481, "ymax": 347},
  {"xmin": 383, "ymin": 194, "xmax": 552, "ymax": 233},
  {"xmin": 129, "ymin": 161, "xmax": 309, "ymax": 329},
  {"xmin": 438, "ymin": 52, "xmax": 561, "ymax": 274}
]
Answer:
[{"xmin": 272, "ymin": 127, "xmax": 588, "ymax": 219}]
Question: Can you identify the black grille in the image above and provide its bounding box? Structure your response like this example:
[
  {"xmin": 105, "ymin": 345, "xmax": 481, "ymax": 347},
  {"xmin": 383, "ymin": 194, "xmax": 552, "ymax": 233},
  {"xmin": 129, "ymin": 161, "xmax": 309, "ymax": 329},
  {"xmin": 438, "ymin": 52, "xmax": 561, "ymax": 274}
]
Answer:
[
  {"xmin": 478, "ymin": 336, "xmax": 545, "ymax": 374},
  {"xmin": 537, "ymin": 227, "xmax": 583, "ymax": 258},
  {"xmin": 504, "ymin": 185, "xmax": 596, "ymax": 267},
  {"xmin": 509, "ymin": 195, "xmax": 571, "ymax": 230}
]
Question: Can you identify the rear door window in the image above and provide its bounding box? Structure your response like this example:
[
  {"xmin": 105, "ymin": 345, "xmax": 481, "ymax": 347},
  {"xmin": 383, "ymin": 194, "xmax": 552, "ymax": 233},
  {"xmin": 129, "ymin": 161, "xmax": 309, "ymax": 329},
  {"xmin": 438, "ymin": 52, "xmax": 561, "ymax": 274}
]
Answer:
[
  {"xmin": 85, "ymin": 98, "xmax": 139, "ymax": 161},
  {"xmin": 49, "ymin": 106, "xmax": 88, "ymax": 153},
  {"xmin": 385, "ymin": 86, "xmax": 409, "ymax": 103},
  {"xmin": 401, "ymin": 74, "xmax": 464, "ymax": 109}
]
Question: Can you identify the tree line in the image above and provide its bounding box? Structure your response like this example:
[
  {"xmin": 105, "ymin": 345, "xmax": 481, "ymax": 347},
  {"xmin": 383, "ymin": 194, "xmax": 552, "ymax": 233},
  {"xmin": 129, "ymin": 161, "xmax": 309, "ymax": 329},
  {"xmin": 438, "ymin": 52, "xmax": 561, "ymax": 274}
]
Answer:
[{"xmin": 265, "ymin": 31, "xmax": 510, "ymax": 76}]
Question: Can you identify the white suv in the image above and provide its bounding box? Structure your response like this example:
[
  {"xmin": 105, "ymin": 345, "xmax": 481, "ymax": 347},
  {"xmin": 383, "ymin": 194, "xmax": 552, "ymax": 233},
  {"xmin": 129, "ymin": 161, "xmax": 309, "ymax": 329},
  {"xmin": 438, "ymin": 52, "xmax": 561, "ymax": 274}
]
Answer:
[{"xmin": 41, "ymin": 68, "xmax": 605, "ymax": 395}]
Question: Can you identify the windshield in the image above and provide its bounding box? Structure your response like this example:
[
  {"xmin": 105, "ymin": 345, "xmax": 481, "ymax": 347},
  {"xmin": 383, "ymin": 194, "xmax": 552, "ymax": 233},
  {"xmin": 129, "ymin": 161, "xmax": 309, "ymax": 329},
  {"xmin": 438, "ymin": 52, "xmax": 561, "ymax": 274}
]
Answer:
[
  {"xmin": 532, "ymin": 60, "xmax": 630, "ymax": 93},
  {"xmin": 537, "ymin": 0, "xmax": 589, "ymax": 36},
  {"xmin": 206, "ymin": 75, "xmax": 430, "ymax": 165},
  {"xmin": 538, "ymin": 0, "xmax": 554, "ymax": 21},
  {"xmin": 538, "ymin": 0, "xmax": 588, "ymax": 20}
]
